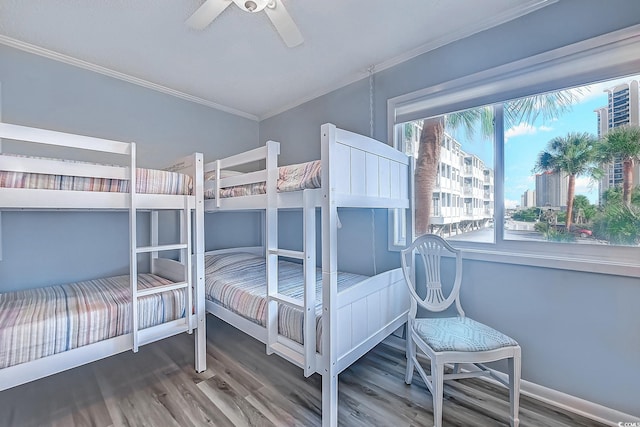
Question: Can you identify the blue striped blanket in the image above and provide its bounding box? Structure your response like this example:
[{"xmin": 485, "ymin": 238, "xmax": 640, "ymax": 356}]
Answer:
[
  {"xmin": 0, "ymin": 274, "xmax": 185, "ymax": 369},
  {"xmin": 204, "ymin": 252, "xmax": 367, "ymax": 348}
]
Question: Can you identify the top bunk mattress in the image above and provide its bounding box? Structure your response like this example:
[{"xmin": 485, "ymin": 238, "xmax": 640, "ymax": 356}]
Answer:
[
  {"xmin": 204, "ymin": 160, "xmax": 320, "ymax": 199},
  {"xmin": 0, "ymin": 154, "xmax": 192, "ymax": 195},
  {"xmin": 204, "ymin": 251, "xmax": 367, "ymax": 348},
  {"xmin": 0, "ymin": 273, "xmax": 186, "ymax": 369}
]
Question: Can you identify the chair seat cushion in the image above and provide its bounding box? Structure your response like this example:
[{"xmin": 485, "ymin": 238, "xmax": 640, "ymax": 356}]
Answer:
[{"xmin": 413, "ymin": 316, "xmax": 518, "ymax": 352}]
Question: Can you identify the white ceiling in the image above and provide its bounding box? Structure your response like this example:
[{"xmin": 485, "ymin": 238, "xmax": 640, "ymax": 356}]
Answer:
[{"xmin": 0, "ymin": 0, "xmax": 554, "ymax": 120}]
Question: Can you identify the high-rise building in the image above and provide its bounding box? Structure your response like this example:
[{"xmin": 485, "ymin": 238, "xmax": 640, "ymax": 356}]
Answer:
[
  {"xmin": 521, "ymin": 189, "xmax": 535, "ymax": 208},
  {"xmin": 594, "ymin": 80, "xmax": 640, "ymax": 201},
  {"xmin": 535, "ymin": 171, "xmax": 568, "ymax": 208}
]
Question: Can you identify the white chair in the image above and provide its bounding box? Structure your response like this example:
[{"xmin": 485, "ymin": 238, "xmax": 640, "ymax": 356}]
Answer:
[{"xmin": 400, "ymin": 234, "xmax": 521, "ymax": 427}]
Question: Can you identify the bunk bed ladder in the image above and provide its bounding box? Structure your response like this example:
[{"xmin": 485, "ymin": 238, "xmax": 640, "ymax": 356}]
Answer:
[
  {"xmin": 266, "ymin": 191, "xmax": 317, "ymax": 376},
  {"xmin": 262, "ymin": 142, "xmax": 316, "ymax": 375},
  {"xmin": 130, "ymin": 158, "xmax": 192, "ymax": 352}
]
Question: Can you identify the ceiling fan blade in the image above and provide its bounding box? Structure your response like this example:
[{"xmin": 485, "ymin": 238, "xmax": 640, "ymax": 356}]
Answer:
[
  {"xmin": 186, "ymin": 0, "xmax": 233, "ymax": 30},
  {"xmin": 264, "ymin": 0, "xmax": 303, "ymax": 48}
]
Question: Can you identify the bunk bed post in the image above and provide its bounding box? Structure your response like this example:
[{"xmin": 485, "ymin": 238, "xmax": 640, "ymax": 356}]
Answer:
[
  {"xmin": 179, "ymin": 208, "xmax": 185, "ymax": 263},
  {"xmin": 215, "ymin": 159, "xmax": 222, "ymax": 209},
  {"xmin": 303, "ymin": 189, "xmax": 316, "ymax": 377},
  {"xmin": 184, "ymin": 195, "xmax": 193, "ymax": 334},
  {"xmin": 129, "ymin": 142, "xmax": 140, "ymax": 353},
  {"xmin": 260, "ymin": 211, "xmax": 266, "ymax": 252},
  {"xmin": 321, "ymin": 123, "xmax": 339, "ymax": 427},
  {"xmin": 193, "ymin": 153, "xmax": 207, "ymax": 373},
  {"xmin": 151, "ymin": 210, "xmax": 159, "ymax": 262},
  {"xmin": 265, "ymin": 140, "xmax": 280, "ymax": 356}
]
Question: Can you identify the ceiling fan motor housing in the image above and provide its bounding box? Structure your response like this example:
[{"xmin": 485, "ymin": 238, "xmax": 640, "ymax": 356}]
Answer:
[
  {"xmin": 234, "ymin": 0, "xmax": 273, "ymax": 13},
  {"xmin": 188, "ymin": 0, "xmax": 302, "ymax": 48}
]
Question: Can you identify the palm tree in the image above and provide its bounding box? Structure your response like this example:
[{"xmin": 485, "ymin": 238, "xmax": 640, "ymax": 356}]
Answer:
[
  {"xmin": 414, "ymin": 107, "xmax": 493, "ymax": 234},
  {"xmin": 414, "ymin": 91, "xmax": 582, "ymax": 236},
  {"xmin": 598, "ymin": 125, "xmax": 640, "ymax": 207},
  {"xmin": 533, "ymin": 132, "xmax": 599, "ymax": 231},
  {"xmin": 415, "ymin": 117, "xmax": 443, "ymax": 234}
]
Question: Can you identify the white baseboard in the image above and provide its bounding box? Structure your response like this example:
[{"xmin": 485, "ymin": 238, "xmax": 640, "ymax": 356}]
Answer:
[
  {"xmin": 510, "ymin": 375, "xmax": 634, "ymax": 427},
  {"xmin": 382, "ymin": 336, "xmax": 638, "ymax": 426}
]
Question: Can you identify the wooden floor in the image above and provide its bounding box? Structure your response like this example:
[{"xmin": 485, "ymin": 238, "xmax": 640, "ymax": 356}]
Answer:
[{"xmin": 1, "ymin": 315, "xmax": 606, "ymax": 427}]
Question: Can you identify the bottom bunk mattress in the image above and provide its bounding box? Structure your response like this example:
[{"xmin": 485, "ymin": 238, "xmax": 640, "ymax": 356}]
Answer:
[
  {"xmin": 0, "ymin": 274, "xmax": 186, "ymax": 369},
  {"xmin": 204, "ymin": 252, "xmax": 368, "ymax": 349}
]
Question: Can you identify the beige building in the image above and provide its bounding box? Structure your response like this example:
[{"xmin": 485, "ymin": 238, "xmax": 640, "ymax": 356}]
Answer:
[{"xmin": 403, "ymin": 122, "xmax": 494, "ymax": 235}]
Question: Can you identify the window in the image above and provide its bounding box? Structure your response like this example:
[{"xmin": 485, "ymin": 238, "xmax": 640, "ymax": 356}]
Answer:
[{"xmin": 387, "ymin": 26, "xmax": 640, "ymax": 276}]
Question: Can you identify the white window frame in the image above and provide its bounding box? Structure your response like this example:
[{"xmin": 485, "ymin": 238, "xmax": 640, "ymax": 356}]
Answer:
[
  {"xmin": 0, "ymin": 81, "xmax": 3, "ymax": 261},
  {"xmin": 387, "ymin": 25, "xmax": 640, "ymax": 278}
]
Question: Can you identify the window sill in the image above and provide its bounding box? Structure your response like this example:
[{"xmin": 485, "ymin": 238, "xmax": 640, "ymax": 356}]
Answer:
[{"xmin": 457, "ymin": 246, "xmax": 640, "ymax": 278}]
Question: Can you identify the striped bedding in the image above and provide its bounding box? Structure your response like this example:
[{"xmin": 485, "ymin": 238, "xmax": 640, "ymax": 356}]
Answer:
[
  {"xmin": 0, "ymin": 274, "xmax": 185, "ymax": 369},
  {"xmin": 0, "ymin": 154, "xmax": 192, "ymax": 195},
  {"xmin": 204, "ymin": 160, "xmax": 321, "ymax": 199},
  {"xmin": 204, "ymin": 252, "xmax": 367, "ymax": 349}
]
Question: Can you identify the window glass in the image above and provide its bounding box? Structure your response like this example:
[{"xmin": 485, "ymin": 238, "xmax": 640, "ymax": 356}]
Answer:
[
  {"xmin": 504, "ymin": 76, "xmax": 640, "ymax": 247},
  {"xmin": 400, "ymin": 105, "xmax": 495, "ymax": 243}
]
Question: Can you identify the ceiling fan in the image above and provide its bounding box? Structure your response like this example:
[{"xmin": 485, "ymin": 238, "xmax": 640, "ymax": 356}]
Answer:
[{"xmin": 186, "ymin": 0, "xmax": 303, "ymax": 48}]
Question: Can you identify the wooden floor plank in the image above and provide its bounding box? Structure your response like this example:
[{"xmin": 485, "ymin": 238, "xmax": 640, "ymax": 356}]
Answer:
[
  {"xmin": 0, "ymin": 362, "xmax": 112, "ymax": 427},
  {"xmin": 197, "ymin": 375, "xmax": 275, "ymax": 427},
  {"xmin": 0, "ymin": 315, "xmax": 608, "ymax": 427}
]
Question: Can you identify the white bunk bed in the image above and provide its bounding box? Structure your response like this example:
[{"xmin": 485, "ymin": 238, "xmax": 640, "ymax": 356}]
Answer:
[
  {"xmin": 0, "ymin": 122, "xmax": 207, "ymax": 391},
  {"xmin": 203, "ymin": 123, "xmax": 411, "ymax": 427}
]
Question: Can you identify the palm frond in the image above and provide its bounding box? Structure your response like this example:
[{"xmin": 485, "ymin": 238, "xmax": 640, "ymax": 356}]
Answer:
[
  {"xmin": 505, "ymin": 88, "xmax": 584, "ymax": 128},
  {"xmin": 534, "ymin": 132, "xmax": 598, "ymax": 176},
  {"xmin": 599, "ymin": 125, "xmax": 640, "ymax": 162}
]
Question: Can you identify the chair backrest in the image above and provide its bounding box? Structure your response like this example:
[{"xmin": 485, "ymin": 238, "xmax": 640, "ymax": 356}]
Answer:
[{"xmin": 400, "ymin": 234, "xmax": 464, "ymax": 317}]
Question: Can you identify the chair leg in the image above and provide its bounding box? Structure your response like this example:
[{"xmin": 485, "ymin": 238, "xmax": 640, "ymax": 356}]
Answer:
[
  {"xmin": 431, "ymin": 360, "xmax": 444, "ymax": 427},
  {"xmin": 508, "ymin": 349, "xmax": 521, "ymax": 427},
  {"xmin": 405, "ymin": 335, "xmax": 416, "ymax": 385},
  {"xmin": 452, "ymin": 363, "xmax": 460, "ymax": 374}
]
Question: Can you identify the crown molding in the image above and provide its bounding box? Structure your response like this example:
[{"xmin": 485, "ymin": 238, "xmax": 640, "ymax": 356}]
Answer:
[{"xmin": 0, "ymin": 34, "xmax": 259, "ymax": 122}]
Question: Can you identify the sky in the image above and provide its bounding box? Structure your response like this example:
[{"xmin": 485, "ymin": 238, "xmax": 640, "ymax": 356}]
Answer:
[{"xmin": 448, "ymin": 74, "xmax": 640, "ymax": 209}]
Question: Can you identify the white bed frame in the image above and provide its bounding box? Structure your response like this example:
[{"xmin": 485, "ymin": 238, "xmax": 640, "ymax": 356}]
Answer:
[
  {"xmin": 0, "ymin": 122, "xmax": 207, "ymax": 391},
  {"xmin": 204, "ymin": 123, "xmax": 411, "ymax": 427}
]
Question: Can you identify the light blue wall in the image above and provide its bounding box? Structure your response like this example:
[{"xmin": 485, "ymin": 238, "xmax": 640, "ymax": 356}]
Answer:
[
  {"xmin": 204, "ymin": 211, "xmax": 262, "ymax": 252},
  {"xmin": 458, "ymin": 260, "xmax": 640, "ymax": 413},
  {"xmin": 259, "ymin": 0, "xmax": 640, "ymax": 417},
  {"xmin": 0, "ymin": 44, "xmax": 259, "ymax": 289}
]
